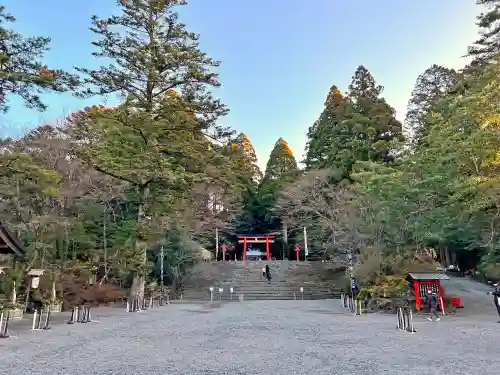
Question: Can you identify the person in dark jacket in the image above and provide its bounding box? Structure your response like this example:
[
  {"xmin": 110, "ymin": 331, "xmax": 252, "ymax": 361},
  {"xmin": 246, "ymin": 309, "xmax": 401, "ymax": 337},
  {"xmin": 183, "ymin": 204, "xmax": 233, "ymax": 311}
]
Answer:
[
  {"xmin": 265, "ymin": 264, "xmax": 272, "ymax": 284},
  {"xmin": 487, "ymin": 281, "xmax": 500, "ymax": 322},
  {"xmin": 424, "ymin": 289, "xmax": 440, "ymax": 322}
]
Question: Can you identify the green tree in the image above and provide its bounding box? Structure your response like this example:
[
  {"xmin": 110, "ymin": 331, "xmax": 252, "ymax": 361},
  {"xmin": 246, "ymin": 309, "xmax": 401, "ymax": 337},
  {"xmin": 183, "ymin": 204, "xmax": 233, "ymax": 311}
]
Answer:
[
  {"xmin": 305, "ymin": 66, "xmax": 402, "ymax": 181},
  {"xmin": 71, "ymin": 0, "xmax": 230, "ymax": 301},
  {"xmin": 231, "ymin": 133, "xmax": 262, "ymax": 184},
  {"xmin": 0, "ymin": 5, "xmax": 78, "ymax": 113},
  {"xmin": 468, "ymin": 0, "xmax": 500, "ymax": 62},
  {"xmin": 405, "ymin": 65, "xmax": 458, "ymax": 145},
  {"xmin": 263, "ymin": 138, "xmax": 298, "ymax": 182},
  {"xmin": 304, "ymin": 85, "xmax": 348, "ymax": 170}
]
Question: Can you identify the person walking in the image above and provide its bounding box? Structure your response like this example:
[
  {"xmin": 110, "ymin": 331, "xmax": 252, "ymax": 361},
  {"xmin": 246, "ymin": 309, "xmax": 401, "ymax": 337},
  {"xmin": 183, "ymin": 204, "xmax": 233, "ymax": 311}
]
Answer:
[
  {"xmin": 487, "ymin": 281, "xmax": 500, "ymax": 322},
  {"xmin": 424, "ymin": 289, "xmax": 440, "ymax": 322},
  {"xmin": 265, "ymin": 264, "xmax": 272, "ymax": 284}
]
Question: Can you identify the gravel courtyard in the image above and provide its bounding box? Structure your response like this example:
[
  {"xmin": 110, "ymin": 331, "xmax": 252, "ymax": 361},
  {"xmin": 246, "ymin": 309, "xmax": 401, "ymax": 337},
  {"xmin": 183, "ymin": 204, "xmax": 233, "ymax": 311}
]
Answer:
[{"xmin": 1, "ymin": 300, "xmax": 499, "ymax": 375}]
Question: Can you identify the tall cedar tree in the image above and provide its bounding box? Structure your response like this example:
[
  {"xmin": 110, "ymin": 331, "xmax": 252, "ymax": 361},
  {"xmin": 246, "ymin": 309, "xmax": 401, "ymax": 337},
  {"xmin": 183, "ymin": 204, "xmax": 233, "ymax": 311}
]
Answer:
[
  {"xmin": 305, "ymin": 85, "xmax": 348, "ymax": 170},
  {"xmin": 238, "ymin": 138, "xmax": 299, "ymax": 235},
  {"xmin": 344, "ymin": 65, "xmax": 402, "ymax": 171},
  {"xmin": 405, "ymin": 65, "xmax": 458, "ymax": 145},
  {"xmin": 0, "ymin": 5, "xmax": 78, "ymax": 114},
  {"xmin": 306, "ymin": 66, "xmax": 402, "ymax": 180},
  {"xmin": 468, "ymin": 0, "xmax": 500, "ymax": 62},
  {"xmin": 72, "ymin": 0, "xmax": 229, "ymax": 301},
  {"xmin": 263, "ymin": 138, "xmax": 298, "ymax": 182},
  {"xmin": 231, "ymin": 133, "xmax": 262, "ymax": 184}
]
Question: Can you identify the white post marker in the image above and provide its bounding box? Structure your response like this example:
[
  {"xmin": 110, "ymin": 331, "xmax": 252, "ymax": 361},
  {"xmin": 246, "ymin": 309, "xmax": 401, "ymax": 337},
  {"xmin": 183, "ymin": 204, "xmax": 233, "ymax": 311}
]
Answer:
[
  {"xmin": 215, "ymin": 228, "xmax": 219, "ymax": 261},
  {"xmin": 300, "ymin": 287, "xmax": 304, "ymax": 300},
  {"xmin": 439, "ymin": 297, "xmax": 446, "ymax": 315},
  {"xmin": 303, "ymin": 227, "xmax": 308, "ymax": 260},
  {"xmin": 229, "ymin": 287, "xmax": 233, "ymax": 301},
  {"xmin": 209, "ymin": 287, "xmax": 214, "ymax": 301},
  {"xmin": 218, "ymin": 288, "xmax": 223, "ymax": 300}
]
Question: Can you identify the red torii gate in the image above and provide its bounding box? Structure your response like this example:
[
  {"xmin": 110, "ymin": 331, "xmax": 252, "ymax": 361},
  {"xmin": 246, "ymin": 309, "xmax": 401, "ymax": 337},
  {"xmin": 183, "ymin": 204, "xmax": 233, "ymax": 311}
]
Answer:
[{"xmin": 236, "ymin": 234, "xmax": 276, "ymax": 261}]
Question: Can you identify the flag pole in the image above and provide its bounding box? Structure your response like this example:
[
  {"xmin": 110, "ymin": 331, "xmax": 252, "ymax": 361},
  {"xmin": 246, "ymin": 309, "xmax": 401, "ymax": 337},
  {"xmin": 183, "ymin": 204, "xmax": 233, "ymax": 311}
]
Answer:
[
  {"xmin": 215, "ymin": 228, "xmax": 219, "ymax": 261},
  {"xmin": 304, "ymin": 227, "xmax": 308, "ymax": 261}
]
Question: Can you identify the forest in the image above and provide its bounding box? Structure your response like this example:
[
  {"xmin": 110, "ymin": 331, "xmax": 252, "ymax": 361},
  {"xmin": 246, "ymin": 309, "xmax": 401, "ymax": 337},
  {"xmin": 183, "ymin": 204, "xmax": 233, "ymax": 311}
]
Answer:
[{"xmin": 1, "ymin": 0, "xmax": 500, "ymax": 307}]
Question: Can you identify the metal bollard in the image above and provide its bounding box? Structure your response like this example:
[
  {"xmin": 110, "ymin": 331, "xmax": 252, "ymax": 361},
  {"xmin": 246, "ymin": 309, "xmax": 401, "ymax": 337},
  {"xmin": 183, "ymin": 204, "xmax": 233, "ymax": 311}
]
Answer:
[
  {"xmin": 340, "ymin": 293, "xmax": 345, "ymax": 308},
  {"xmin": 0, "ymin": 311, "xmax": 10, "ymax": 338},
  {"xmin": 396, "ymin": 307, "xmax": 415, "ymax": 332},
  {"xmin": 68, "ymin": 306, "xmax": 78, "ymax": 324},
  {"xmin": 32, "ymin": 309, "xmax": 44, "ymax": 331},
  {"xmin": 79, "ymin": 305, "xmax": 88, "ymax": 323},
  {"xmin": 43, "ymin": 308, "xmax": 52, "ymax": 330}
]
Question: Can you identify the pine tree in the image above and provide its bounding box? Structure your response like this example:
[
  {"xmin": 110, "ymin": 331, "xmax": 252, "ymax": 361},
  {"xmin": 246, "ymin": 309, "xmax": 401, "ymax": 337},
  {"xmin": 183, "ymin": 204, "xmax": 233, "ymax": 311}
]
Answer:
[
  {"xmin": 263, "ymin": 138, "xmax": 298, "ymax": 182},
  {"xmin": 305, "ymin": 85, "xmax": 348, "ymax": 170},
  {"xmin": 71, "ymin": 0, "xmax": 230, "ymax": 304},
  {"xmin": 0, "ymin": 5, "xmax": 78, "ymax": 113},
  {"xmin": 468, "ymin": 0, "xmax": 500, "ymax": 62},
  {"xmin": 405, "ymin": 65, "xmax": 458, "ymax": 145}
]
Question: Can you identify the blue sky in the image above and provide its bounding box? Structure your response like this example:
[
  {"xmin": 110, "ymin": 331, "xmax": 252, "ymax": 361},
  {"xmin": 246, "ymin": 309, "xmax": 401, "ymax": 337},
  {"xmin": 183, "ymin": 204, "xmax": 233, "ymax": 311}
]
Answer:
[{"xmin": 1, "ymin": 0, "xmax": 481, "ymax": 169}]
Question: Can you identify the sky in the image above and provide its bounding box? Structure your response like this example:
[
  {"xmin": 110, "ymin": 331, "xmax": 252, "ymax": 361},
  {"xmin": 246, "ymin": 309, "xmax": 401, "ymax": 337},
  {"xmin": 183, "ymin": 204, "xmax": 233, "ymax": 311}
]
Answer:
[{"xmin": 1, "ymin": 0, "xmax": 482, "ymax": 170}]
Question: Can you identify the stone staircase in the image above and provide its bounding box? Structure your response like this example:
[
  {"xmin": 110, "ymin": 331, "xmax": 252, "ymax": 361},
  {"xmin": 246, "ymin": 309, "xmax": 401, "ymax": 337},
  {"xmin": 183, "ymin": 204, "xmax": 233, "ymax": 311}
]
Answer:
[{"xmin": 181, "ymin": 261, "xmax": 344, "ymax": 301}]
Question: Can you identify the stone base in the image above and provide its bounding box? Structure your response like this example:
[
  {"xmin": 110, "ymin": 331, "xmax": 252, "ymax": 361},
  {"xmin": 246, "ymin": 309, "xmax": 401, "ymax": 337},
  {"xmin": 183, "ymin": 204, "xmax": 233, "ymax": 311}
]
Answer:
[
  {"xmin": 7, "ymin": 307, "xmax": 24, "ymax": 320},
  {"xmin": 49, "ymin": 302, "xmax": 63, "ymax": 313}
]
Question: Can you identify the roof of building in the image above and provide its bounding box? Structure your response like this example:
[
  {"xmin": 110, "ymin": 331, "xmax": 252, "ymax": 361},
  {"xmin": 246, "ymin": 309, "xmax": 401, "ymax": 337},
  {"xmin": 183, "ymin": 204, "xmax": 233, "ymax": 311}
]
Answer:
[
  {"xmin": 0, "ymin": 222, "xmax": 26, "ymax": 257},
  {"xmin": 407, "ymin": 272, "xmax": 450, "ymax": 281}
]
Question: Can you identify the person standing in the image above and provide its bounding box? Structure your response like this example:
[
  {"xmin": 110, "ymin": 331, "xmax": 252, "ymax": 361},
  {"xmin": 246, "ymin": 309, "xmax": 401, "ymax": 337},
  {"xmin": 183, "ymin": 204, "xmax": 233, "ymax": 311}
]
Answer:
[
  {"xmin": 265, "ymin": 264, "xmax": 272, "ymax": 284},
  {"xmin": 487, "ymin": 281, "xmax": 500, "ymax": 322},
  {"xmin": 424, "ymin": 289, "xmax": 440, "ymax": 322}
]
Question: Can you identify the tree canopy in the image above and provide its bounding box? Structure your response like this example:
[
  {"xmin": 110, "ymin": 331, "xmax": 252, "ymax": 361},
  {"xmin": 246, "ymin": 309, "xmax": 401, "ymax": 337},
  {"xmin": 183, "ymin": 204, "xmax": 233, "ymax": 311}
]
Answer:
[{"xmin": 1, "ymin": 0, "xmax": 500, "ymax": 309}]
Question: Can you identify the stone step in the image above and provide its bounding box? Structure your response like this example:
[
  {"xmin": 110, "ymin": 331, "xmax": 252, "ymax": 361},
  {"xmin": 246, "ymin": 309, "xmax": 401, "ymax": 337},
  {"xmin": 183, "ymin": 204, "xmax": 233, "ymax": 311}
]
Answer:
[{"xmin": 181, "ymin": 293, "xmax": 340, "ymax": 301}]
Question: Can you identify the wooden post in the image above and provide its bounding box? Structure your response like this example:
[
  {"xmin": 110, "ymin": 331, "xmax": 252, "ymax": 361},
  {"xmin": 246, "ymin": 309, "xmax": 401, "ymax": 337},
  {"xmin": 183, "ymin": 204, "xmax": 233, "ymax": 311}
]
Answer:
[
  {"xmin": 243, "ymin": 237, "xmax": 247, "ymax": 263},
  {"xmin": 283, "ymin": 222, "xmax": 288, "ymax": 260}
]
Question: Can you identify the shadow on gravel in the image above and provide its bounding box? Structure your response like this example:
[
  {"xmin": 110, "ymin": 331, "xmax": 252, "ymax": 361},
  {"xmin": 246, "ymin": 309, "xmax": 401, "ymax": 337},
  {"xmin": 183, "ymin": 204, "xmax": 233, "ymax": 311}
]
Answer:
[
  {"xmin": 184, "ymin": 310, "xmax": 212, "ymax": 314},
  {"xmin": 306, "ymin": 309, "xmax": 350, "ymax": 315},
  {"xmin": 203, "ymin": 301, "xmax": 226, "ymax": 308}
]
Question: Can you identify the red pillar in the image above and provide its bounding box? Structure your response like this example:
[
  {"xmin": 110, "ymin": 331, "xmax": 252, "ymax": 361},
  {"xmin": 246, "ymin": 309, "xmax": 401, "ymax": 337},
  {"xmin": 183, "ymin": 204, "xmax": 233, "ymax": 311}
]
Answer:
[
  {"xmin": 265, "ymin": 237, "xmax": 270, "ymax": 260},
  {"xmin": 243, "ymin": 237, "xmax": 247, "ymax": 263}
]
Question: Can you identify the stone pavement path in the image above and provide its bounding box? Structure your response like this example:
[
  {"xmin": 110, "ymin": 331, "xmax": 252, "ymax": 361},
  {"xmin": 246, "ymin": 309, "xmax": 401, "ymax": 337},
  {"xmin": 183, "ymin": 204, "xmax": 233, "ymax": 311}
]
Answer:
[{"xmin": 1, "ymin": 300, "xmax": 499, "ymax": 375}]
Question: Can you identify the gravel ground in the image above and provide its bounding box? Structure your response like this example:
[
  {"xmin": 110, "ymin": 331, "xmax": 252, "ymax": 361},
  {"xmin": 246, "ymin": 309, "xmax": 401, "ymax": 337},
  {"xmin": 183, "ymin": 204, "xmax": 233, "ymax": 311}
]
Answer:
[{"xmin": 1, "ymin": 300, "xmax": 499, "ymax": 375}]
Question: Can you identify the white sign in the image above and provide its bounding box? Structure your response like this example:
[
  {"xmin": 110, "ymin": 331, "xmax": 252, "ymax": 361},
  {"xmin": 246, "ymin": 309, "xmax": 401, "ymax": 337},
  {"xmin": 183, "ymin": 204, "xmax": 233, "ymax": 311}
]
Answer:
[
  {"xmin": 218, "ymin": 288, "xmax": 223, "ymax": 293},
  {"xmin": 229, "ymin": 288, "xmax": 233, "ymax": 293},
  {"xmin": 31, "ymin": 277, "xmax": 40, "ymax": 289},
  {"xmin": 209, "ymin": 287, "xmax": 214, "ymax": 292},
  {"xmin": 246, "ymin": 249, "xmax": 266, "ymax": 257},
  {"xmin": 300, "ymin": 287, "xmax": 304, "ymax": 292}
]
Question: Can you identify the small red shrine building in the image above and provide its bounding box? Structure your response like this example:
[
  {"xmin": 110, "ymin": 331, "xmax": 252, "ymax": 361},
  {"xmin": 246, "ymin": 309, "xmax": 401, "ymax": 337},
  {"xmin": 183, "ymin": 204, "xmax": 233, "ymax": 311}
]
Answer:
[{"xmin": 407, "ymin": 272, "xmax": 449, "ymax": 310}]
